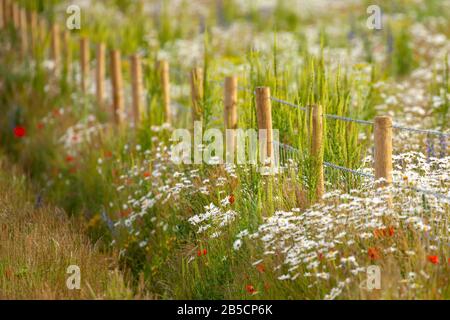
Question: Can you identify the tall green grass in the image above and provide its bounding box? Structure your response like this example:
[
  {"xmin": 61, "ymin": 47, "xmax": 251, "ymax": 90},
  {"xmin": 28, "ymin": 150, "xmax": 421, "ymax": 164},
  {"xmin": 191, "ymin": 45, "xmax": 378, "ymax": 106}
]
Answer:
[{"xmin": 2, "ymin": 0, "xmax": 447, "ymax": 299}]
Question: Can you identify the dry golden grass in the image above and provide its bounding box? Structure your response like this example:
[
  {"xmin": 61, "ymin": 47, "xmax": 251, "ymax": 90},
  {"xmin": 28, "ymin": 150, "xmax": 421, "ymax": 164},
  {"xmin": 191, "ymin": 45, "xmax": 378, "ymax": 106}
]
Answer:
[{"xmin": 0, "ymin": 157, "xmax": 152, "ymax": 300}]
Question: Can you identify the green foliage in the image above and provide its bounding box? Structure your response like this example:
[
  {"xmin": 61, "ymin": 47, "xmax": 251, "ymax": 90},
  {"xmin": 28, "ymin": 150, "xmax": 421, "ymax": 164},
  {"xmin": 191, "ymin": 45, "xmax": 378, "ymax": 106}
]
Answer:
[
  {"xmin": 392, "ymin": 21, "xmax": 416, "ymax": 77},
  {"xmin": 1, "ymin": 0, "xmax": 448, "ymax": 300},
  {"xmin": 431, "ymin": 55, "xmax": 450, "ymax": 130}
]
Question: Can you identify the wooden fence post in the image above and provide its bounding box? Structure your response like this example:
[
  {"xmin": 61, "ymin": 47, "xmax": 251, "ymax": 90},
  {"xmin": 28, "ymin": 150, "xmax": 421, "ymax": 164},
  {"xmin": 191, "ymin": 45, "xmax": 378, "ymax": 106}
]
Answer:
[
  {"xmin": 0, "ymin": 0, "xmax": 4, "ymax": 30},
  {"xmin": 111, "ymin": 49, "xmax": 124, "ymax": 125},
  {"xmin": 374, "ymin": 116, "xmax": 393, "ymax": 187},
  {"xmin": 4, "ymin": 0, "xmax": 11, "ymax": 27},
  {"xmin": 63, "ymin": 30, "xmax": 73, "ymax": 80},
  {"xmin": 224, "ymin": 76, "xmax": 238, "ymax": 162},
  {"xmin": 131, "ymin": 54, "xmax": 144, "ymax": 126},
  {"xmin": 62, "ymin": 30, "xmax": 72, "ymax": 69},
  {"xmin": 51, "ymin": 23, "xmax": 60, "ymax": 69},
  {"xmin": 19, "ymin": 8, "xmax": 28, "ymax": 57},
  {"xmin": 158, "ymin": 60, "xmax": 171, "ymax": 124},
  {"xmin": 255, "ymin": 87, "xmax": 273, "ymax": 163},
  {"xmin": 4, "ymin": 0, "xmax": 9, "ymax": 27},
  {"xmin": 80, "ymin": 37, "xmax": 90, "ymax": 93},
  {"xmin": 311, "ymin": 104, "xmax": 325, "ymax": 199},
  {"xmin": 29, "ymin": 11, "xmax": 37, "ymax": 53},
  {"xmin": 96, "ymin": 42, "xmax": 105, "ymax": 108},
  {"xmin": 190, "ymin": 67, "xmax": 204, "ymax": 125},
  {"xmin": 12, "ymin": 1, "xmax": 18, "ymax": 29},
  {"xmin": 38, "ymin": 16, "xmax": 46, "ymax": 44},
  {"xmin": 1, "ymin": 0, "xmax": 6, "ymax": 28}
]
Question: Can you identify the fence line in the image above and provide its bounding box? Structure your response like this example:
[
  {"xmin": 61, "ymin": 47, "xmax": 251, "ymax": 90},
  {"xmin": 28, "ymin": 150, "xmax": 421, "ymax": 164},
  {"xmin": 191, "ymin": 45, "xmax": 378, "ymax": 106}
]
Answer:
[
  {"xmin": 3, "ymin": 1, "xmax": 449, "ymax": 204},
  {"xmin": 277, "ymin": 142, "xmax": 374, "ymax": 178},
  {"xmin": 70, "ymin": 42, "xmax": 449, "ymax": 141},
  {"xmin": 391, "ymin": 124, "xmax": 449, "ymax": 137},
  {"xmin": 270, "ymin": 96, "xmax": 308, "ymax": 112},
  {"xmin": 324, "ymin": 114, "xmax": 374, "ymax": 126},
  {"xmin": 269, "ymin": 96, "xmax": 449, "ymax": 137},
  {"xmin": 323, "ymin": 161, "xmax": 375, "ymax": 179},
  {"xmin": 397, "ymin": 185, "xmax": 450, "ymax": 203},
  {"xmin": 1, "ymin": 1, "xmax": 445, "ymax": 139},
  {"xmin": 277, "ymin": 142, "xmax": 450, "ymax": 202},
  {"xmin": 207, "ymin": 83, "xmax": 449, "ymax": 140}
]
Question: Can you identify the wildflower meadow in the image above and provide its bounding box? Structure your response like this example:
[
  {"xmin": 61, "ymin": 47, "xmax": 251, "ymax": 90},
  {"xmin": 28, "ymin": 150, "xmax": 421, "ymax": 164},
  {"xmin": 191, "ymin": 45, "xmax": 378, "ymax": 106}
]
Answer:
[{"xmin": 0, "ymin": 0, "xmax": 449, "ymax": 303}]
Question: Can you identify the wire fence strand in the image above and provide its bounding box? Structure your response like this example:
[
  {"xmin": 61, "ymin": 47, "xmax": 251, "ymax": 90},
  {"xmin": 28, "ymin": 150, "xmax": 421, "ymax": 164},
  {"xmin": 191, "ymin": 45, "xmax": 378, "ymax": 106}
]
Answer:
[
  {"xmin": 268, "ymin": 95, "xmax": 449, "ymax": 136},
  {"xmin": 324, "ymin": 114, "xmax": 374, "ymax": 126},
  {"xmin": 209, "ymin": 81, "xmax": 449, "ymax": 137},
  {"xmin": 270, "ymin": 97, "xmax": 308, "ymax": 112},
  {"xmin": 395, "ymin": 184, "xmax": 450, "ymax": 203},
  {"xmin": 276, "ymin": 142, "xmax": 450, "ymax": 202},
  {"xmin": 392, "ymin": 124, "xmax": 450, "ymax": 137},
  {"xmin": 323, "ymin": 161, "xmax": 375, "ymax": 179}
]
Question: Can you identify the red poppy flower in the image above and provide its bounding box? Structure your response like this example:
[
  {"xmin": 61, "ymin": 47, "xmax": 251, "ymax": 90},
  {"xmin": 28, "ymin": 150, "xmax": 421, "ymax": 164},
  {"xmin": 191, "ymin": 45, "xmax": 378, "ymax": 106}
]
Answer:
[
  {"xmin": 229, "ymin": 194, "xmax": 235, "ymax": 205},
  {"xmin": 13, "ymin": 126, "xmax": 26, "ymax": 138},
  {"xmin": 245, "ymin": 284, "xmax": 256, "ymax": 294},
  {"xmin": 368, "ymin": 247, "xmax": 380, "ymax": 260},
  {"xmin": 37, "ymin": 122, "xmax": 45, "ymax": 130},
  {"xmin": 427, "ymin": 255, "xmax": 439, "ymax": 265},
  {"xmin": 374, "ymin": 226, "xmax": 395, "ymax": 238},
  {"xmin": 256, "ymin": 263, "xmax": 265, "ymax": 273},
  {"xmin": 388, "ymin": 226, "xmax": 395, "ymax": 237},
  {"xmin": 66, "ymin": 155, "xmax": 75, "ymax": 163},
  {"xmin": 373, "ymin": 229, "xmax": 382, "ymax": 238},
  {"xmin": 196, "ymin": 248, "xmax": 207, "ymax": 257},
  {"xmin": 143, "ymin": 172, "xmax": 151, "ymax": 178},
  {"xmin": 104, "ymin": 151, "xmax": 113, "ymax": 158}
]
